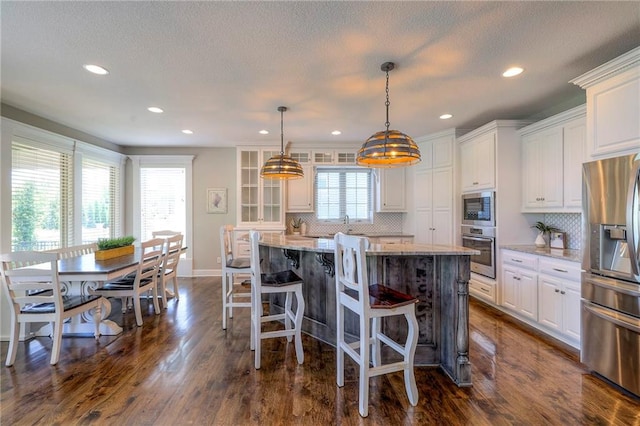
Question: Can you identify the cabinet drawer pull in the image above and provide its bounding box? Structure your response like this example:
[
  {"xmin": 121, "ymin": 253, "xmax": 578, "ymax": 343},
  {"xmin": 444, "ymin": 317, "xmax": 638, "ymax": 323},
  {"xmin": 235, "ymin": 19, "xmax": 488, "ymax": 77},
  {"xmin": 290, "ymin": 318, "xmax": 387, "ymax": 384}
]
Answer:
[
  {"xmin": 512, "ymin": 259, "xmax": 522, "ymax": 263},
  {"xmin": 552, "ymin": 268, "xmax": 568, "ymax": 273},
  {"xmin": 480, "ymin": 287, "xmax": 490, "ymax": 293}
]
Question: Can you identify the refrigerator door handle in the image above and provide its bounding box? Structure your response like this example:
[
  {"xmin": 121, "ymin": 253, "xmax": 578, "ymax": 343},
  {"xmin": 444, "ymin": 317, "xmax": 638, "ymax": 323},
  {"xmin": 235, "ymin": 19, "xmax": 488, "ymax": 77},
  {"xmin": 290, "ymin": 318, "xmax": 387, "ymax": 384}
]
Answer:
[{"xmin": 627, "ymin": 156, "xmax": 640, "ymax": 281}]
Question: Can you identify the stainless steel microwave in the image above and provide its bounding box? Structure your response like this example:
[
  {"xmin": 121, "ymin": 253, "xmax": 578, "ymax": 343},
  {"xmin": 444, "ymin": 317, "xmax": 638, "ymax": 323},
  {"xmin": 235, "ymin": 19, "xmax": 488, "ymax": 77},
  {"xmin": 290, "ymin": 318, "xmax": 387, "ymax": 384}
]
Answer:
[{"xmin": 462, "ymin": 192, "xmax": 495, "ymax": 227}]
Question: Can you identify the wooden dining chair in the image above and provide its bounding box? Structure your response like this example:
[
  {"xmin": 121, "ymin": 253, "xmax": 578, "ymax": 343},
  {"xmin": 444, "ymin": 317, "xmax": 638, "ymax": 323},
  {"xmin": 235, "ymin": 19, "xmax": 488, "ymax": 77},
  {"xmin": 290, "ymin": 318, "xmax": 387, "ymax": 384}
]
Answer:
[
  {"xmin": 0, "ymin": 251, "xmax": 104, "ymax": 366},
  {"xmin": 48, "ymin": 243, "xmax": 98, "ymax": 259},
  {"xmin": 157, "ymin": 233, "xmax": 183, "ymax": 307},
  {"xmin": 249, "ymin": 230, "xmax": 305, "ymax": 369},
  {"xmin": 90, "ymin": 238, "xmax": 164, "ymax": 327},
  {"xmin": 333, "ymin": 232, "xmax": 419, "ymax": 417},
  {"xmin": 220, "ymin": 225, "xmax": 251, "ymax": 329}
]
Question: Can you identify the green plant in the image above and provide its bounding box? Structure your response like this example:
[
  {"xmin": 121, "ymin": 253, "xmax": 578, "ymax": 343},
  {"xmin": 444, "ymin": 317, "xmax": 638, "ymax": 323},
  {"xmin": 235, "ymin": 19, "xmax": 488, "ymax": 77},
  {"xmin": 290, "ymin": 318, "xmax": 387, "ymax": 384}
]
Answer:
[
  {"xmin": 531, "ymin": 221, "xmax": 560, "ymax": 234},
  {"xmin": 290, "ymin": 218, "xmax": 302, "ymax": 230},
  {"xmin": 97, "ymin": 236, "xmax": 135, "ymax": 251}
]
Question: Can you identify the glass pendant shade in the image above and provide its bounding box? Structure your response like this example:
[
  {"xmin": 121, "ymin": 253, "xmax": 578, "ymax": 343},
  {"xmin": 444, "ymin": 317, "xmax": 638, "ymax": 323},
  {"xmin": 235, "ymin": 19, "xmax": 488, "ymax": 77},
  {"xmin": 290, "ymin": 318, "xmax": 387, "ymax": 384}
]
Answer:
[
  {"xmin": 357, "ymin": 129, "xmax": 421, "ymax": 167},
  {"xmin": 261, "ymin": 106, "xmax": 304, "ymax": 180}
]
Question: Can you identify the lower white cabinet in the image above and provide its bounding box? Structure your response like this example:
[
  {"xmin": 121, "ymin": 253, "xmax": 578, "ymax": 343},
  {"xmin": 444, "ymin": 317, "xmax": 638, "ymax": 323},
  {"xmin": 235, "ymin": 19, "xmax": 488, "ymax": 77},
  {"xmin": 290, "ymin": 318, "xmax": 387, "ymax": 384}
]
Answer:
[
  {"xmin": 501, "ymin": 251, "xmax": 538, "ymax": 320},
  {"xmin": 497, "ymin": 249, "xmax": 582, "ymax": 347},
  {"xmin": 537, "ymin": 258, "xmax": 582, "ymax": 342}
]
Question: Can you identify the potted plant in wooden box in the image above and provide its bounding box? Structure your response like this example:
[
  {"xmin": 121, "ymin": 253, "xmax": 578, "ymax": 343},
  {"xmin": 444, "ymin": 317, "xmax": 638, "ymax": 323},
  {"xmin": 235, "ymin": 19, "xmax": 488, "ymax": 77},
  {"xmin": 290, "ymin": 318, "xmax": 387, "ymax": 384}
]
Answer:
[{"xmin": 95, "ymin": 236, "xmax": 136, "ymax": 260}]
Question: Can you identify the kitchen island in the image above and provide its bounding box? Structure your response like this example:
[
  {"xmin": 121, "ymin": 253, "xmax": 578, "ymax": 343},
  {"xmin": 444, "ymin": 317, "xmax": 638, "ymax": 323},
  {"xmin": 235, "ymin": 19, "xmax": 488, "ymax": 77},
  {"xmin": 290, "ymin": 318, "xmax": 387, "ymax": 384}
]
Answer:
[{"xmin": 258, "ymin": 233, "xmax": 479, "ymax": 387}]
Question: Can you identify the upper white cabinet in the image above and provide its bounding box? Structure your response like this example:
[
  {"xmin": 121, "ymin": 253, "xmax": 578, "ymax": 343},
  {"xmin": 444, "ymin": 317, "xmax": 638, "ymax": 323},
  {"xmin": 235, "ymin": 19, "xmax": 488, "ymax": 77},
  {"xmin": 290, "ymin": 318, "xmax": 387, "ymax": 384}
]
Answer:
[
  {"xmin": 286, "ymin": 151, "xmax": 314, "ymax": 212},
  {"xmin": 414, "ymin": 168, "xmax": 453, "ymax": 245},
  {"xmin": 311, "ymin": 150, "xmax": 356, "ymax": 165},
  {"xmin": 571, "ymin": 46, "xmax": 640, "ymax": 159},
  {"xmin": 237, "ymin": 147, "xmax": 284, "ymax": 227},
  {"xmin": 459, "ymin": 131, "xmax": 495, "ymax": 192},
  {"xmin": 519, "ymin": 105, "xmax": 586, "ymax": 213},
  {"xmin": 376, "ymin": 168, "xmax": 406, "ymax": 212},
  {"xmin": 413, "ymin": 130, "xmax": 456, "ymax": 245}
]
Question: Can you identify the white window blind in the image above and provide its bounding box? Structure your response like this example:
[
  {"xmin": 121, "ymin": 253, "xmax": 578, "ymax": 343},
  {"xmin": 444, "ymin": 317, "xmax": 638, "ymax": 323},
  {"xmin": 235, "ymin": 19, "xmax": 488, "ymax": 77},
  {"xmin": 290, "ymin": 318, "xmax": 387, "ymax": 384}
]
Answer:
[
  {"xmin": 82, "ymin": 157, "xmax": 121, "ymax": 243},
  {"xmin": 140, "ymin": 167, "xmax": 186, "ymax": 241},
  {"xmin": 315, "ymin": 168, "xmax": 372, "ymax": 222},
  {"xmin": 11, "ymin": 141, "xmax": 73, "ymax": 251}
]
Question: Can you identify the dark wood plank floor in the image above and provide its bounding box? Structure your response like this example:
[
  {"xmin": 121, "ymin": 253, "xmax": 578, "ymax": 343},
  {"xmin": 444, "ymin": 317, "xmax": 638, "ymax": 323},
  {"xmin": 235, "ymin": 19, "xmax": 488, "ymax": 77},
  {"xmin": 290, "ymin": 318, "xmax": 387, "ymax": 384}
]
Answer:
[{"xmin": 1, "ymin": 277, "xmax": 639, "ymax": 425}]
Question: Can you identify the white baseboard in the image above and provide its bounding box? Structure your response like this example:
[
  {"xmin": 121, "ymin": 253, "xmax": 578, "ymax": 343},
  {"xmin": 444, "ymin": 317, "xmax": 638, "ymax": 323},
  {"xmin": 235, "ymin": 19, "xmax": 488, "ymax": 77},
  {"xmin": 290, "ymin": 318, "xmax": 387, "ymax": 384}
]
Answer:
[{"xmin": 192, "ymin": 269, "xmax": 221, "ymax": 277}]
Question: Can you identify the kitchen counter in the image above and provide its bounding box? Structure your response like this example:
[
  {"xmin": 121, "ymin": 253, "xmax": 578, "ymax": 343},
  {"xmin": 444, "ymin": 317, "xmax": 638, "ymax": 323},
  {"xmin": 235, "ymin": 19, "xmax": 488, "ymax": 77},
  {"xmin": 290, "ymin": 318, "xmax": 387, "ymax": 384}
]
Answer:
[
  {"xmin": 501, "ymin": 245, "xmax": 582, "ymax": 263},
  {"xmin": 259, "ymin": 233, "xmax": 479, "ymax": 387},
  {"xmin": 262, "ymin": 233, "xmax": 478, "ymax": 256}
]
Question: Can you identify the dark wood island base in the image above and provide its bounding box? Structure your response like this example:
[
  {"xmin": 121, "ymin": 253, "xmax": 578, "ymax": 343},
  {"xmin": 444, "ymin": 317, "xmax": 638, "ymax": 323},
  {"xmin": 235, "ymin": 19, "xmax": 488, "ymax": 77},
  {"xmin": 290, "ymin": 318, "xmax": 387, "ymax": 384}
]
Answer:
[{"xmin": 258, "ymin": 234, "xmax": 479, "ymax": 387}]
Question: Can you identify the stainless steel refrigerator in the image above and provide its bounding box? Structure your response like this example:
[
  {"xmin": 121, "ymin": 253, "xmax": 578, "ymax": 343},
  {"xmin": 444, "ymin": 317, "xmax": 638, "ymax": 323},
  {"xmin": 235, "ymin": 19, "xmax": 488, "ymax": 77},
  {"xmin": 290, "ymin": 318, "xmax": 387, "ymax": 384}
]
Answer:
[{"xmin": 581, "ymin": 152, "xmax": 640, "ymax": 397}]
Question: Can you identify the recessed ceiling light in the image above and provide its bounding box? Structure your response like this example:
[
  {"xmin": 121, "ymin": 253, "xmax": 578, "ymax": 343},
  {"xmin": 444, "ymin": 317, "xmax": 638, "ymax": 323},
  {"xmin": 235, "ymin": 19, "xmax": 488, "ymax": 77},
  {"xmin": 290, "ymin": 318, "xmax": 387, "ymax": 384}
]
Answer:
[
  {"xmin": 182, "ymin": 129, "xmax": 193, "ymax": 135},
  {"xmin": 147, "ymin": 107, "xmax": 164, "ymax": 113},
  {"xmin": 331, "ymin": 130, "xmax": 342, "ymax": 136},
  {"xmin": 259, "ymin": 130, "xmax": 269, "ymax": 135},
  {"xmin": 503, "ymin": 67, "xmax": 524, "ymax": 78},
  {"xmin": 439, "ymin": 114, "xmax": 453, "ymax": 120},
  {"xmin": 83, "ymin": 64, "xmax": 109, "ymax": 75}
]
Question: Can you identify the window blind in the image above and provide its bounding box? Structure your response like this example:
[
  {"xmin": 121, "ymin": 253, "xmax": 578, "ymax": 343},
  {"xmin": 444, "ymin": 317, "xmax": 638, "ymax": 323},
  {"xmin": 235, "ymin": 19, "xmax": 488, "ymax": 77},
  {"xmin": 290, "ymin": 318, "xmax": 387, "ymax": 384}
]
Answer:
[
  {"xmin": 82, "ymin": 157, "xmax": 121, "ymax": 243},
  {"xmin": 140, "ymin": 167, "xmax": 186, "ymax": 241},
  {"xmin": 11, "ymin": 141, "xmax": 73, "ymax": 251},
  {"xmin": 315, "ymin": 168, "xmax": 372, "ymax": 222}
]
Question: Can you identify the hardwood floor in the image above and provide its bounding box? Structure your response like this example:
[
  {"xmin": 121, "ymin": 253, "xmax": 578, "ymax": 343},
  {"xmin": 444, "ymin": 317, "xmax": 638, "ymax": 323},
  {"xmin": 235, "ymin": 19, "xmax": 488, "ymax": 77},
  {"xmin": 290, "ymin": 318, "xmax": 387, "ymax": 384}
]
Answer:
[{"xmin": 1, "ymin": 277, "xmax": 639, "ymax": 425}]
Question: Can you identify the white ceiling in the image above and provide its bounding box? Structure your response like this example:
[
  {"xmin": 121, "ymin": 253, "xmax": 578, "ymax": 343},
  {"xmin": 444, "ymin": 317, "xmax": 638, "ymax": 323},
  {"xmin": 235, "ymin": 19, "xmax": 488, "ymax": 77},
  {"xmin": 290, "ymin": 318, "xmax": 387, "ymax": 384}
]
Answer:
[{"xmin": 1, "ymin": 1, "xmax": 639, "ymax": 149}]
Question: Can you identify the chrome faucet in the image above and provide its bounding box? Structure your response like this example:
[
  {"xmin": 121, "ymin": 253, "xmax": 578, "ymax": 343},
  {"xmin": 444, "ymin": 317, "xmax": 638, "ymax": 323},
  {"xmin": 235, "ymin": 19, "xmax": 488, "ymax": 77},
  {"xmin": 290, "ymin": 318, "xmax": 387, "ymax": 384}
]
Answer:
[{"xmin": 344, "ymin": 214, "xmax": 350, "ymax": 225}]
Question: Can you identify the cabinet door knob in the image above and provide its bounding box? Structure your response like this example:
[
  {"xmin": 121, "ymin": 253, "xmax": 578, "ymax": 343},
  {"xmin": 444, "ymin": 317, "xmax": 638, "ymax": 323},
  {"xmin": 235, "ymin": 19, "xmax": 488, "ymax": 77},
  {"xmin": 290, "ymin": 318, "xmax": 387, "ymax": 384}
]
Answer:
[
  {"xmin": 555, "ymin": 289, "xmax": 560, "ymax": 293},
  {"xmin": 560, "ymin": 290, "xmax": 566, "ymax": 295}
]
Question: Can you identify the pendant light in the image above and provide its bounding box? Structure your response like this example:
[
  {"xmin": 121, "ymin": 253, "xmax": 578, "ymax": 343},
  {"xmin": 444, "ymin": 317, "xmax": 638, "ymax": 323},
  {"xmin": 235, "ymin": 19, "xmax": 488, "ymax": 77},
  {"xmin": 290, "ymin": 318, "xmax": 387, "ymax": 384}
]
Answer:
[
  {"xmin": 260, "ymin": 106, "xmax": 304, "ymax": 179},
  {"xmin": 357, "ymin": 62, "xmax": 421, "ymax": 167}
]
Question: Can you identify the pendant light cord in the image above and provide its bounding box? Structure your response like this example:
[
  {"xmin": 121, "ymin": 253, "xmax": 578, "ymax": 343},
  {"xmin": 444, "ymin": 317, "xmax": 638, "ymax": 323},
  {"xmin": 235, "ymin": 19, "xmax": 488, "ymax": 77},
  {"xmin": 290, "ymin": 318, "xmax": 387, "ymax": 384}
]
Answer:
[
  {"xmin": 385, "ymin": 69, "xmax": 390, "ymax": 132},
  {"xmin": 280, "ymin": 108, "xmax": 284, "ymax": 155}
]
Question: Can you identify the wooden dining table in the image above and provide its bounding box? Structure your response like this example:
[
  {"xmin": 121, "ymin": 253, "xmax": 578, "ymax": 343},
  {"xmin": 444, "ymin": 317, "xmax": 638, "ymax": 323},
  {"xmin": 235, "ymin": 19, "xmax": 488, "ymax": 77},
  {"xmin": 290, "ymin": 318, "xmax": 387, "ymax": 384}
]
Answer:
[{"xmin": 32, "ymin": 246, "xmax": 186, "ymax": 336}]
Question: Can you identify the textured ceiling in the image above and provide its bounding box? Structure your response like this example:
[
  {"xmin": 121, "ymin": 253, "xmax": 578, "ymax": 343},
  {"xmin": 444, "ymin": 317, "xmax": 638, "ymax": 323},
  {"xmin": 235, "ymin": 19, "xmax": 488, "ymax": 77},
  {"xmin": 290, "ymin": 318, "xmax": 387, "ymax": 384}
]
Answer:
[{"xmin": 1, "ymin": 1, "xmax": 639, "ymax": 148}]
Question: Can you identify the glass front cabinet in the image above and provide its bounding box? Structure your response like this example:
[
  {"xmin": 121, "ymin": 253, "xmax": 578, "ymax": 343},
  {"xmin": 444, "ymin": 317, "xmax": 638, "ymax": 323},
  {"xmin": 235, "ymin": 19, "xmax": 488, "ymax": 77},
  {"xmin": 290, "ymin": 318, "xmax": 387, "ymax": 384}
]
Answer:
[{"xmin": 237, "ymin": 147, "xmax": 284, "ymax": 227}]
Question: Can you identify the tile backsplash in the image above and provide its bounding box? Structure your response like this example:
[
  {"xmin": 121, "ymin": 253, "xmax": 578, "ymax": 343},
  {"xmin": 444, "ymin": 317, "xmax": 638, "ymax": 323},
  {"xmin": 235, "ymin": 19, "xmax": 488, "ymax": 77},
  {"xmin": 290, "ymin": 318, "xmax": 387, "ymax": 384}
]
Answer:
[
  {"xmin": 285, "ymin": 213, "xmax": 404, "ymax": 236},
  {"xmin": 543, "ymin": 213, "xmax": 581, "ymax": 250}
]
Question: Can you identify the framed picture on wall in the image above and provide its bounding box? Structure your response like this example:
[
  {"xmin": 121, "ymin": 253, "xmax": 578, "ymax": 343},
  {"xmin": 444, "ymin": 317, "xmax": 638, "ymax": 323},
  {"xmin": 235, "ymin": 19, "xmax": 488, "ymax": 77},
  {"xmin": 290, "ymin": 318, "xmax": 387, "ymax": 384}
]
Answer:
[
  {"xmin": 549, "ymin": 231, "xmax": 566, "ymax": 249},
  {"xmin": 207, "ymin": 188, "xmax": 227, "ymax": 214}
]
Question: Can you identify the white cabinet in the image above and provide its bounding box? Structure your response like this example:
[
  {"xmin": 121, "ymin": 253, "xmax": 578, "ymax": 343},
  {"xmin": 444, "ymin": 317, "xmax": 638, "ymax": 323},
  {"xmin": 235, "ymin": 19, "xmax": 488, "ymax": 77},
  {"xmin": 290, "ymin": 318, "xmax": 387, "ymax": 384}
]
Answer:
[
  {"xmin": 563, "ymin": 116, "xmax": 587, "ymax": 208},
  {"xmin": 459, "ymin": 131, "xmax": 495, "ymax": 192},
  {"xmin": 571, "ymin": 46, "xmax": 640, "ymax": 159},
  {"xmin": 414, "ymin": 168, "xmax": 453, "ymax": 245},
  {"xmin": 522, "ymin": 127, "xmax": 564, "ymax": 210},
  {"xmin": 237, "ymin": 147, "xmax": 284, "ymax": 227},
  {"xmin": 501, "ymin": 251, "xmax": 538, "ymax": 320},
  {"xmin": 312, "ymin": 150, "xmax": 356, "ymax": 165},
  {"xmin": 286, "ymin": 151, "xmax": 314, "ymax": 212},
  {"xmin": 498, "ymin": 250, "xmax": 582, "ymax": 346},
  {"xmin": 413, "ymin": 130, "xmax": 455, "ymax": 246},
  {"xmin": 537, "ymin": 258, "xmax": 582, "ymax": 342},
  {"xmin": 519, "ymin": 106, "xmax": 586, "ymax": 213},
  {"xmin": 375, "ymin": 168, "xmax": 406, "ymax": 212}
]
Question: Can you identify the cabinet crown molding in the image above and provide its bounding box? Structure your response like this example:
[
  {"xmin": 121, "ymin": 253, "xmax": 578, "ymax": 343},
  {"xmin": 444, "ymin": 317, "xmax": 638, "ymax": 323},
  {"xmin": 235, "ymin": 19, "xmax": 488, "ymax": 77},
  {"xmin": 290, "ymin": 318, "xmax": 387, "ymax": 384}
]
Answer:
[
  {"xmin": 518, "ymin": 105, "xmax": 586, "ymax": 136},
  {"xmin": 570, "ymin": 46, "xmax": 640, "ymax": 89},
  {"xmin": 457, "ymin": 120, "xmax": 532, "ymax": 143}
]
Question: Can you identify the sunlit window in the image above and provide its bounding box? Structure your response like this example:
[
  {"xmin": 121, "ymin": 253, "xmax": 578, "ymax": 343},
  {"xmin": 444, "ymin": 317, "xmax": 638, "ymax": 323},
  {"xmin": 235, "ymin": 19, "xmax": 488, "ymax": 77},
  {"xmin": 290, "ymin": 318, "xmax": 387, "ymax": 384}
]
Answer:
[{"xmin": 315, "ymin": 168, "xmax": 372, "ymax": 222}]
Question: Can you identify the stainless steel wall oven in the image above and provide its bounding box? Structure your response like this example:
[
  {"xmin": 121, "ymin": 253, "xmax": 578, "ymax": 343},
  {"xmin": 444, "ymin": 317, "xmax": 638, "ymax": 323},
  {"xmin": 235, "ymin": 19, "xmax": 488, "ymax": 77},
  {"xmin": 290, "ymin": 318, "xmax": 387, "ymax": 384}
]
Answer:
[{"xmin": 461, "ymin": 225, "xmax": 496, "ymax": 279}]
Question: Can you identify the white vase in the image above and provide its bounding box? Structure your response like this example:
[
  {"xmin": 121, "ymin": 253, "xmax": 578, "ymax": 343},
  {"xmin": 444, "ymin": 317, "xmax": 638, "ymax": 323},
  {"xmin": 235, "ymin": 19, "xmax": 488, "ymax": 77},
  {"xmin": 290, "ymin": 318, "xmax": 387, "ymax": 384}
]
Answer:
[{"xmin": 535, "ymin": 232, "xmax": 546, "ymax": 248}]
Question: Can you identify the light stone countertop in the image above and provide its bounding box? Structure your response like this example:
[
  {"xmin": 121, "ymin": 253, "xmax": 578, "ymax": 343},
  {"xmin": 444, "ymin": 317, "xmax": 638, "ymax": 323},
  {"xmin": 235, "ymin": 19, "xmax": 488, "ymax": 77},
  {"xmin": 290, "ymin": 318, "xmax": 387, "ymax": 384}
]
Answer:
[
  {"xmin": 259, "ymin": 233, "xmax": 480, "ymax": 256},
  {"xmin": 501, "ymin": 245, "xmax": 582, "ymax": 263}
]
